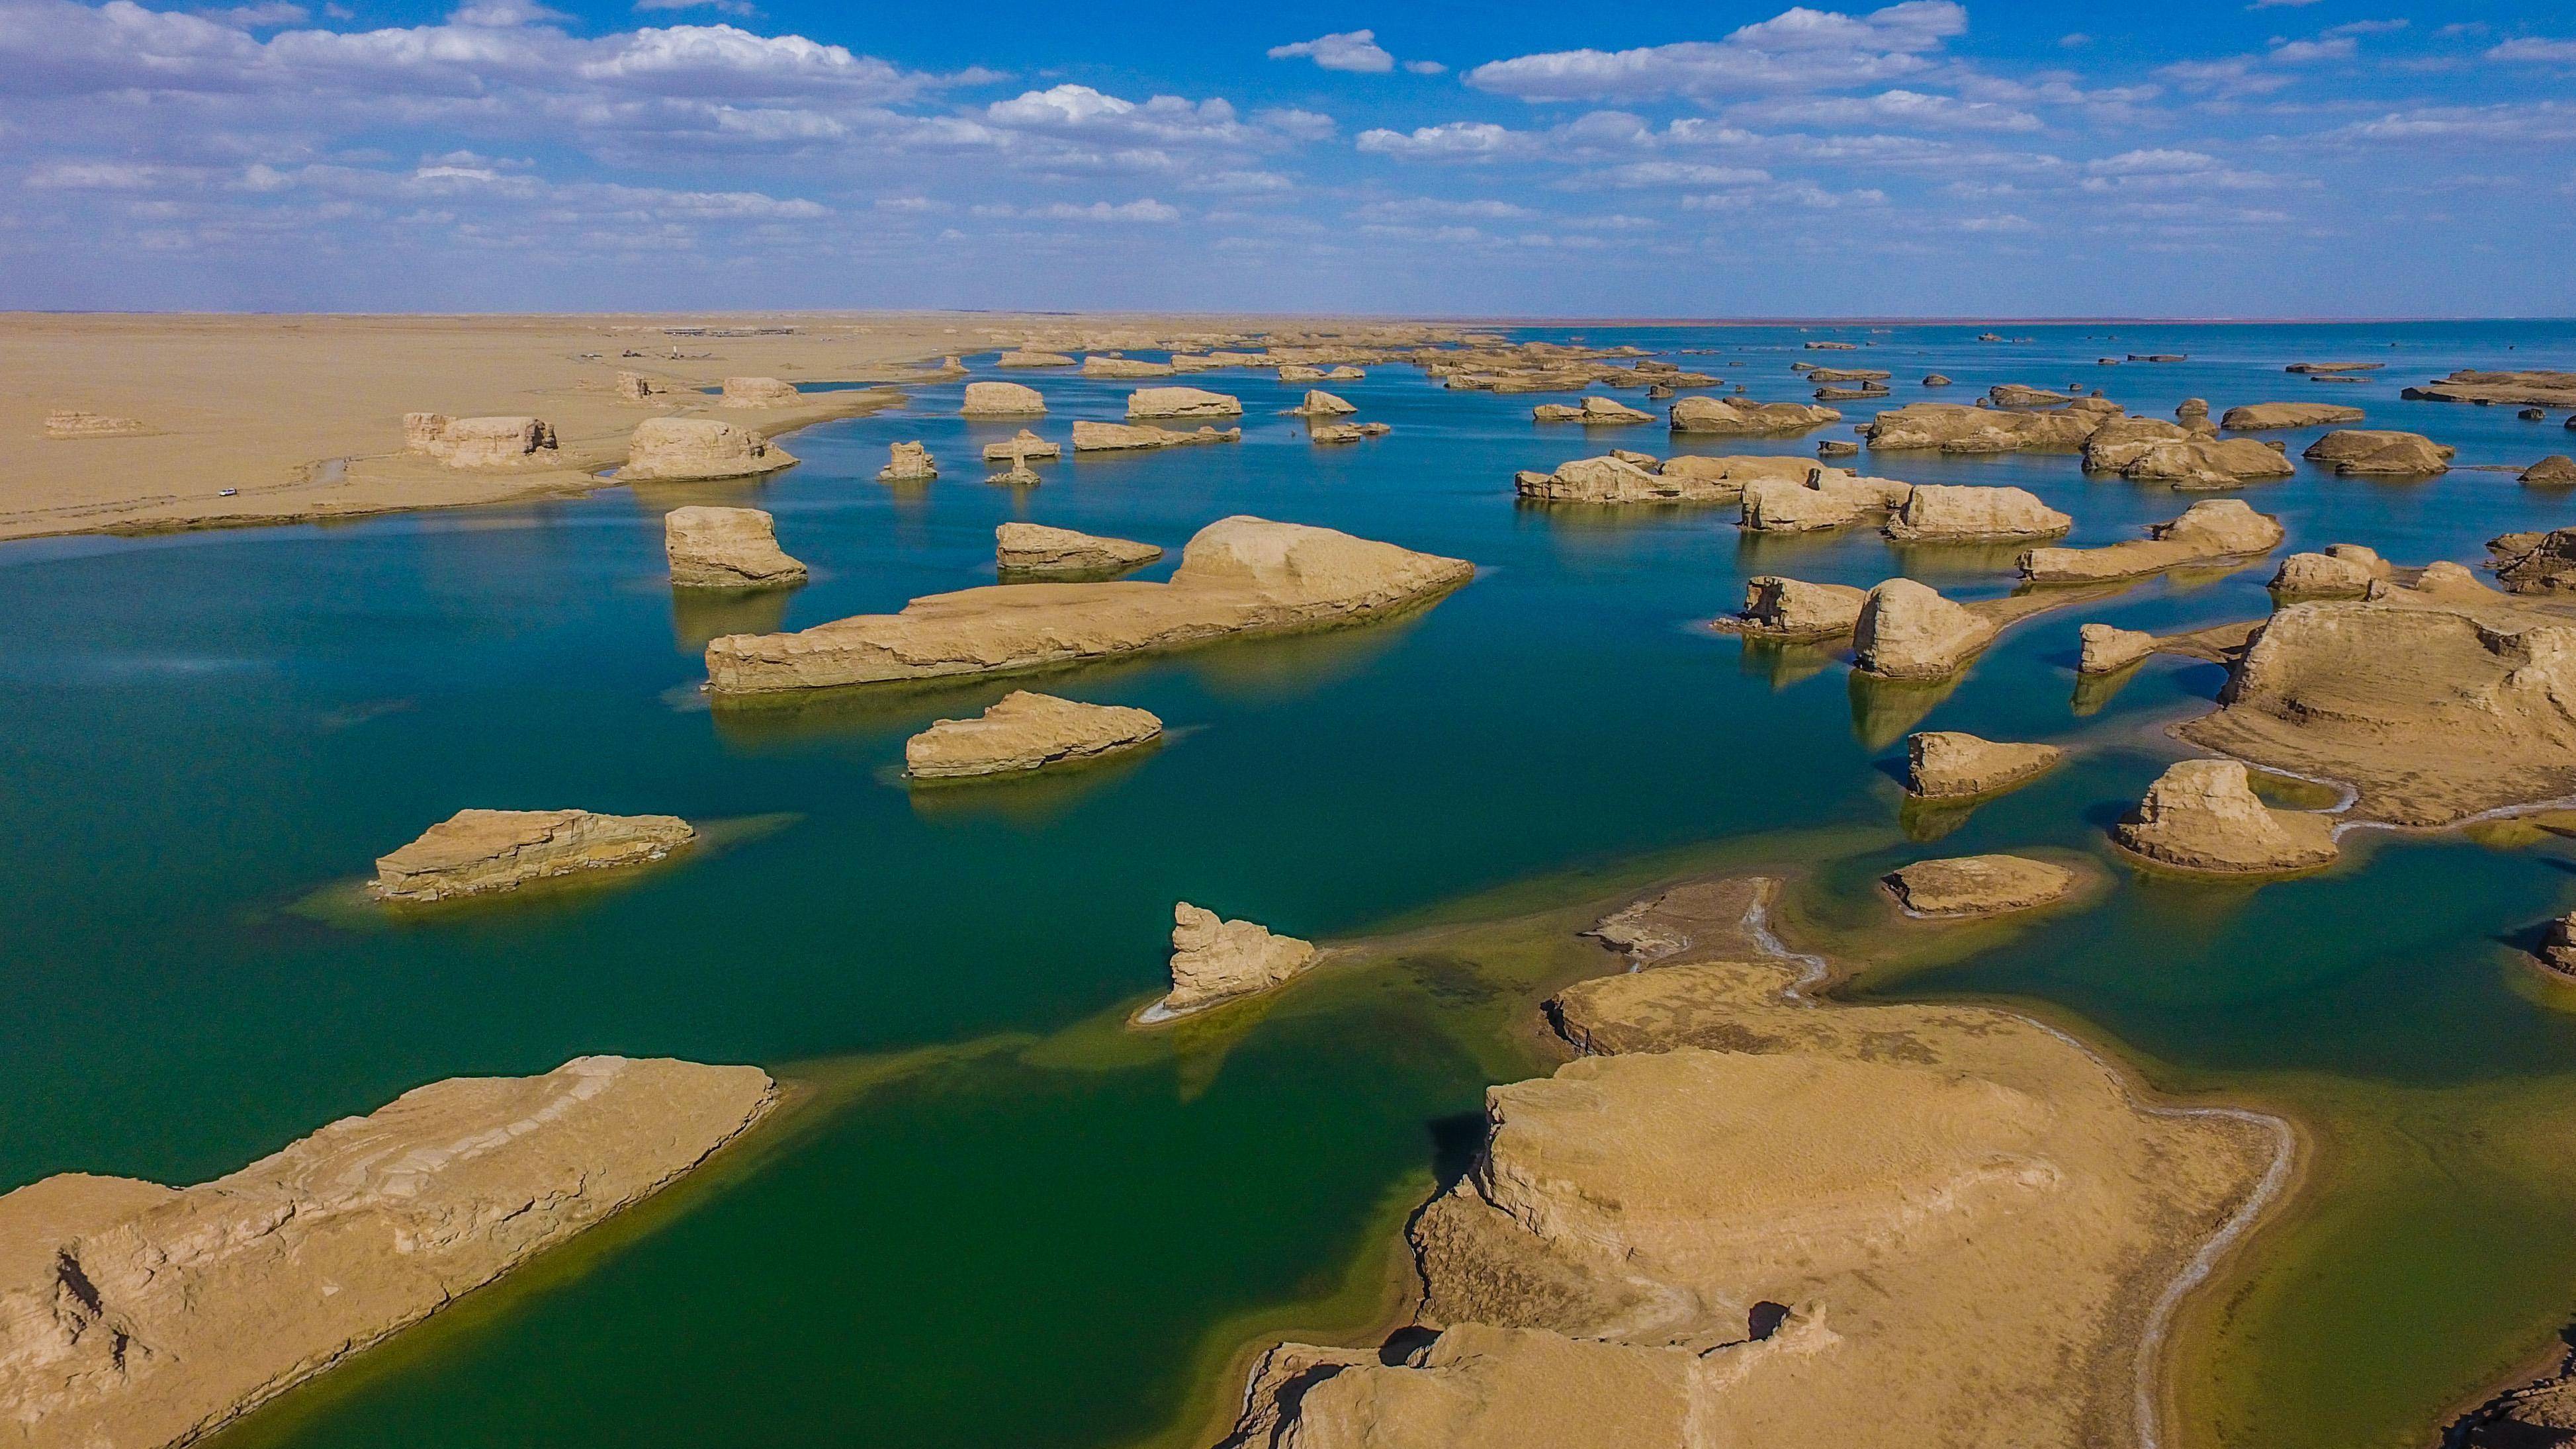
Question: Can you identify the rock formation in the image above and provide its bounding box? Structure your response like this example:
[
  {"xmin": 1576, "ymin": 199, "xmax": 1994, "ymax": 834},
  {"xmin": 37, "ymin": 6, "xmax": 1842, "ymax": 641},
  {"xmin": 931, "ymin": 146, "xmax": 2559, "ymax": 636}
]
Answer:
[
  {"xmin": 614, "ymin": 371, "xmax": 658, "ymax": 401},
  {"xmin": 2302, "ymin": 430, "xmax": 2455, "ymax": 476},
  {"xmin": 1885, "ymin": 854, "xmax": 2076, "ymax": 916},
  {"xmin": 2490, "ymin": 529, "xmax": 2576, "ymax": 593},
  {"xmin": 995, "ymin": 350, "xmax": 1076, "ymax": 368},
  {"xmin": 1719, "ymin": 576, "xmax": 1871, "ymax": 640},
  {"xmin": 1740, "ymin": 469, "xmax": 1911, "ymax": 533},
  {"xmin": 960, "ymin": 382, "xmax": 1045, "ymax": 416},
  {"xmin": 1817, "ymin": 439, "xmax": 1859, "ymax": 457},
  {"xmin": 2114, "ymin": 758, "xmax": 2338, "ymax": 873},
  {"xmin": 982, "ymin": 429, "xmax": 1061, "ymax": 463},
  {"xmin": 1151, "ymin": 903, "xmax": 1317, "ymax": 1017},
  {"xmin": 2119, "ymin": 438, "xmax": 2297, "ymax": 490},
  {"xmin": 986, "ymin": 461, "xmax": 1040, "ymax": 486},
  {"xmin": 2078, "ymin": 623, "xmax": 2157, "ymax": 675},
  {"xmin": 2219, "ymin": 402, "xmax": 2366, "ymax": 430},
  {"xmin": 1667, "ymin": 396, "xmax": 1841, "ymax": 436},
  {"xmin": 371, "ymin": 809, "xmax": 694, "ymax": 901},
  {"xmin": 995, "ymin": 522, "xmax": 1162, "ymax": 576},
  {"xmin": 1906, "ymin": 731, "xmax": 2063, "ymax": 799},
  {"xmin": 2540, "ymin": 915, "xmax": 2576, "ymax": 975},
  {"xmin": 1636, "ymin": 454, "xmax": 1825, "ymax": 503},
  {"xmin": 2270, "ymin": 545, "xmax": 2386, "ymax": 597},
  {"xmin": 1277, "ymin": 365, "xmax": 1326, "ymax": 382},
  {"xmin": 1081, "ymin": 357, "xmax": 1175, "ymax": 379},
  {"xmin": 1859, "ymin": 401, "xmax": 2110, "ymax": 454},
  {"xmin": 2020, "ymin": 500, "xmax": 2284, "ymax": 584},
  {"xmin": 1519, "ymin": 455, "xmax": 1702, "ymax": 505},
  {"xmin": 2287, "ymin": 362, "xmax": 2383, "ymax": 374},
  {"xmin": 2080, "ymin": 416, "xmax": 2188, "ymax": 472},
  {"xmin": 2178, "ymin": 600, "xmax": 2576, "ymax": 824},
  {"xmin": 1883, "ymin": 484, "xmax": 2070, "ymax": 543},
  {"xmin": 1808, "ymin": 367, "xmax": 1890, "ymax": 384},
  {"xmin": 1126, "ymin": 387, "xmax": 1242, "ymax": 420},
  {"xmin": 719, "ymin": 376, "xmax": 798, "ymax": 408},
  {"xmin": 2523, "ymin": 455, "xmax": 2576, "ymax": 486},
  {"xmin": 705, "ymin": 517, "xmax": 1472, "ymax": 695},
  {"xmin": 403, "ymin": 414, "xmax": 558, "ymax": 468},
  {"xmin": 1311, "ymin": 422, "xmax": 1392, "ymax": 445},
  {"xmin": 2402, "ymin": 369, "xmax": 2576, "ymax": 409},
  {"xmin": 43, "ymin": 410, "xmax": 145, "ymax": 438},
  {"xmin": 1989, "ymin": 383, "xmax": 2080, "ymax": 408},
  {"xmin": 1852, "ymin": 580, "xmax": 1998, "ymax": 680},
  {"xmin": 878, "ymin": 441, "xmax": 937, "ymax": 482},
  {"xmin": 903, "ymin": 691, "xmax": 1163, "ymax": 779},
  {"xmin": 1069, "ymin": 421, "xmax": 1240, "ymax": 452},
  {"xmin": 664, "ymin": 505, "xmax": 807, "ymax": 589},
  {"xmin": 1292, "ymin": 390, "xmax": 1358, "ymax": 417},
  {"xmin": 0, "ymin": 1057, "xmax": 774, "ymax": 1449},
  {"xmin": 620, "ymin": 417, "xmax": 795, "ymax": 482},
  {"xmin": 1921, "ymin": 373, "xmax": 1951, "ymax": 386}
]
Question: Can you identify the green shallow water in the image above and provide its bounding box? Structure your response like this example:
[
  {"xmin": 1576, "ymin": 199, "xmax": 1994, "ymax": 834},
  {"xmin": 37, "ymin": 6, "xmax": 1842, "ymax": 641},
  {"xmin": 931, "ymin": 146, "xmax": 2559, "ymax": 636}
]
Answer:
[{"xmin": 7, "ymin": 322, "xmax": 2576, "ymax": 1448}]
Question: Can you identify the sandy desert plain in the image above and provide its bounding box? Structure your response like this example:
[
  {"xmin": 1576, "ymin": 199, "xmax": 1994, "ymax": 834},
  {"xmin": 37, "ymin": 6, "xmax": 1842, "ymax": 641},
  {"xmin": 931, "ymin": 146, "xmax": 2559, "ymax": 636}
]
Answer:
[{"xmin": 10, "ymin": 310, "xmax": 2576, "ymax": 1449}]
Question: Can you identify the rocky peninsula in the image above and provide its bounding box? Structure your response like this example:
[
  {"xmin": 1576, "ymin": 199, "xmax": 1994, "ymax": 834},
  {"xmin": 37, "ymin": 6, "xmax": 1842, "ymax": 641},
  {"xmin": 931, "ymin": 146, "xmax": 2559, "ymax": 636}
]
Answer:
[{"xmin": 371, "ymin": 809, "xmax": 695, "ymax": 901}]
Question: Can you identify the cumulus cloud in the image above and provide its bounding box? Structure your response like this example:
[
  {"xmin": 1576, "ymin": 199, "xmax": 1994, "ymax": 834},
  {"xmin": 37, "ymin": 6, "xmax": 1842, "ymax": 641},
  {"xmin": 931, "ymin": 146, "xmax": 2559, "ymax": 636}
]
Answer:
[
  {"xmin": 1347, "ymin": 196, "xmax": 1534, "ymax": 220},
  {"xmin": 1268, "ymin": 29, "xmax": 1393, "ymax": 73},
  {"xmin": 1728, "ymin": 88, "xmax": 2041, "ymax": 132},
  {"xmin": 635, "ymin": 0, "xmax": 758, "ymax": 17},
  {"xmin": 1355, "ymin": 121, "xmax": 1531, "ymax": 159},
  {"xmin": 1465, "ymin": 1, "xmax": 1967, "ymax": 102},
  {"xmin": 2490, "ymin": 37, "xmax": 2576, "ymax": 63}
]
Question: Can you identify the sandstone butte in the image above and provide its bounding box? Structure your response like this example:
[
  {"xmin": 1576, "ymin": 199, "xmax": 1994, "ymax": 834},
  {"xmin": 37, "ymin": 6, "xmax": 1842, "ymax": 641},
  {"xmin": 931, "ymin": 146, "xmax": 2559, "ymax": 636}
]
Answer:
[
  {"xmin": 1080, "ymin": 356, "xmax": 1176, "ymax": 380},
  {"xmin": 618, "ymin": 417, "xmax": 795, "ymax": 482},
  {"xmin": 1290, "ymin": 390, "xmax": 1357, "ymax": 417},
  {"xmin": 2176, "ymin": 594, "xmax": 2576, "ymax": 826},
  {"xmin": 718, "ymin": 376, "xmax": 798, "ymax": 408},
  {"xmin": 1851, "ymin": 579, "xmax": 1997, "ymax": 681},
  {"xmin": 2079, "ymin": 623, "xmax": 2158, "ymax": 675},
  {"xmin": 1667, "ymin": 396, "xmax": 1841, "ymax": 437},
  {"xmin": 0, "ymin": 1056, "xmax": 776, "ymax": 1449},
  {"xmin": 878, "ymin": 441, "xmax": 936, "ymax": 482},
  {"xmin": 1717, "ymin": 576, "xmax": 1870, "ymax": 640},
  {"xmin": 995, "ymin": 521, "xmax": 1162, "ymax": 577},
  {"xmin": 2270, "ymin": 544, "xmax": 2389, "ymax": 598},
  {"xmin": 704, "ymin": 517, "xmax": 1473, "ymax": 696},
  {"xmin": 1881, "ymin": 483, "xmax": 2070, "ymax": 543},
  {"xmin": 1739, "ymin": 468, "xmax": 1912, "ymax": 533},
  {"xmin": 664, "ymin": 505, "xmax": 807, "ymax": 590},
  {"xmin": 1905, "ymin": 730, "xmax": 2063, "ymax": 800},
  {"xmin": 2219, "ymin": 402, "xmax": 2366, "ymax": 430},
  {"xmin": 993, "ymin": 349, "xmax": 1075, "ymax": 369},
  {"xmin": 2020, "ymin": 499, "xmax": 2284, "ymax": 584},
  {"xmin": 959, "ymin": 381, "xmax": 1045, "ymax": 417},
  {"xmin": 2302, "ymin": 429, "xmax": 2456, "ymax": 476},
  {"xmin": 981, "ymin": 429, "xmax": 1060, "ymax": 464},
  {"xmin": 903, "ymin": 690, "xmax": 1163, "ymax": 779},
  {"xmin": 2114, "ymin": 758, "xmax": 2338, "ymax": 873},
  {"xmin": 1228, "ymin": 877, "xmax": 2279, "ymax": 1449},
  {"xmin": 402, "ymin": 413, "xmax": 558, "ymax": 468},
  {"xmin": 1145, "ymin": 902, "xmax": 1317, "ymax": 1019},
  {"xmin": 1126, "ymin": 387, "xmax": 1242, "ymax": 420},
  {"xmin": 369, "ymin": 808, "xmax": 695, "ymax": 902},
  {"xmin": 1884, "ymin": 854, "xmax": 2076, "ymax": 916},
  {"xmin": 1069, "ymin": 420, "xmax": 1240, "ymax": 453}
]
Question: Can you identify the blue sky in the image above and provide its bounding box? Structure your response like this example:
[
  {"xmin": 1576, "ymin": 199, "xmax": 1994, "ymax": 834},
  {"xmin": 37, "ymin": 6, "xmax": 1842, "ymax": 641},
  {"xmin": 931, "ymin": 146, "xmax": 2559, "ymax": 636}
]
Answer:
[{"xmin": 3, "ymin": 0, "xmax": 2572, "ymax": 315}]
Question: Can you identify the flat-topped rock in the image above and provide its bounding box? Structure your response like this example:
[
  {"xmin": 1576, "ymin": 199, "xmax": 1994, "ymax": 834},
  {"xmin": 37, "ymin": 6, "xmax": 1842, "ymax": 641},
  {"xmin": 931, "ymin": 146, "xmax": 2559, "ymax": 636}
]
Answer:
[
  {"xmin": 1808, "ymin": 367, "xmax": 1890, "ymax": 383},
  {"xmin": 1534, "ymin": 396, "xmax": 1653, "ymax": 424},
  {"xmin": 2078, "ymin": 623, "xmax": 2157, "ymax": 675},
  {"xmin": 0, "ymin": 1057, "xmax": 774, "ymax": 1449},
  {"xmin": 1517, "ymin": 454, "xmax": 1683, "ymax": 504},
  {"xmin": 719, "ymin": 376, "xmax": 797, "ymax": 408},
  {"xmin": 904, "ymin": 691, "xmax": 1162, "ymax": 779},
  {"xmin": 1069, "ymin": 420, "xmax": 1239, "ymax": 452},
  {"xmin": 995, "ymin": 350, "xmax": 1076, "ymax": 368},
  {"xmin": 1310, "ymin": 421, "xmax": 1392, "ymax": 444},
  {"xmin": 371, "ymin": 809, "xmax": 694, "ymax": 901},
  {"xmin": 1861, "ymin": 402, "xmax": 2107, "ymax": 454},
  {"xmin": 621, "ymin": 417, "xmax": 794, "ymax": 482},
  {"xmin": 2303, "ymin": 429, "xmax": 2455, "ymax": 476},
  {"xmin": 2115, "ymin": 758, "xmax": 2338, "ymax": 873},
  {"xmin": 1990, "ymin": 383, "xmax": 2081, "ymax": 408},
  {"xmin": 1722, "ymin": 576, "xmax": 1869, "ymax": 640},
  {"xmin": 2021, "ymin": 499, "xmax": 2283, "ymax": 583},
  {"xmin": 981, "ymin": 428, "xmax": 1060, "ymax": 463},
  {"xmin": 1641, "ymin": 453, "xmax": 1820, "ymax": 502},
  {"xmin": 960, "ymin": 381, "xmax": 1045, "ymax": 416},
  {"xmin": 2081, "ymin": 416, "xmax": 2189, "ymax": 472},
  {"xmin": 2523, "ymin": 455, "xmax": 2576, "ymax": 487},
  {"xmin": 1853, "ymin": 579, "xmax": 1996, "ymax": 680},
  {"xmin": 2221, "ymin": 402, "xmax": 2365, "ymax": 430},
  {"xmin": 877, "ymin": 441, "xmax": 936, "ymax": 482},
  {"xmin": 2403, "ymin": 369, "xmax": 2576, "ymax": 409},
  {"xmin": 2288, "ymin": 362, "xmax": 2383, "ymax": 374},
  {"xmin": 2121, "ymin": 437, "xmax": 2297, "ymax": 490},
  {"xmin": 403, "ymin": 413, "xmax": 558, "ymax": 468},
  {"xmin": 705, "ymin": 516, "xmax": 1472, "ymax": 694},
  {"xmin": 665, "ymin": 505, "xmax": 806, "ymax": 589},
  {"xmin": 1883, "ymin": 484, "xmax": 2069, "ymax": 542},
  {"xmin": 1126, "ymin": 386, "xmax": 1241, "ymax": 419},
  {"xmin": 2271, "ymin": 545, "xmax": 2387, "ymax": 597},
  {"xmin": 995, "ymin": 521, "xmax": 1161, "ymax": 576},
  {"xmin": 1906, "ymin": 731, "xmax": 2063, "ymax": 799},
  {"xmin": 1885, "ymin": 854, "xmax": 2076, "ymax": 916},
  {"xmin": 1668, "ymin": 396, "xmax": 1840, "ymax": 436},
  {"xmin": 1740, "ymin": 468, "xmax": 1911, "ymax": 533},
  {"xmin": 44, "ymin": 410, "xmax": 145, "ymax": 438},
  {"xmin": 1081, "ymin": 356, "xmax": 1175, "ymax": 379},
  {"xmin": 1150, "ymin": 902, "xmax": 1316, "ymax": 1017},
  {"xmin": 1292, "ymin": 389, "xmax": 1358, "ymax": 416}
]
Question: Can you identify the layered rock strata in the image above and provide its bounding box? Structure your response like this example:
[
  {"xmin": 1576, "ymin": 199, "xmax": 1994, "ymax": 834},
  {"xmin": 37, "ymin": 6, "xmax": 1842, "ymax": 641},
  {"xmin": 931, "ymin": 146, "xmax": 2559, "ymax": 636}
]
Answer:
[
  {"xmin": 878, "ymin": 442, "xmax": 936, "ymax": 482},
  {"xmin": 1885, "ymin": 854, "xmax": 2076, "ymax": 916},
  {"xmin": 1667, "ymin": 397, "xmax": 1841, "ymax": 436},
  {"xmin": 2302, "ymin": 430, "xmax": 2454, "ymax": 476},
  {"xmin": 719, "ymin": 376, "xmax": 797, "ymax": 407},
  {"xmin": 903, "ymin": 691, "xmax": 1162, "ymax": 779},
  {"xmin": 1740, "ymin": 469, "xmax": 1911, "ymax": 533},
  {"xmin": 995, "ymin": 522, "xmax": 1162, "ymax": 576},
  {"xmin": 664, "ymin": 505, "xmax": 806, "ymax": 589},
  {"xmin": 1069, "ymin": 421, "xmax": 1239, "ymax": 453},
  {"xmin": 960, "ymin": 382, "xmax": 1045, "ymax": 416},
  {"xmin": 1905, "ymin": 731, "xmax": 2063, "ymax": 799},
  {"xmin": 1718, "ymin": 576, "xmax": 1869, "ymax": 640},
  {"xmin": 1883, "ymin": 484, "xmax": 2070, "ymax": 542},
  {"xmin": 1151, "ymin": 903, "xmax": 1317, "ymax": 1017},
  {"xmin": 2020, "ymin": 500, "xmax": 2283, "ymax": 584},
  {"xmin": 2113, "ymin": 758, "xmax": 2338, "ymax": 873},
  {"xmin": 982, "ymin": 429, "xmax": 1060, "ymax": 464},
  {"xmin": 1126, "ymin": 387, "xmax": 1241, "ymax": 419},
  {"xmin": 371, "ymin": 809, "xmax": 694, "ymax": 901},
  {"xmin": 1852, "ymin": 580, "xmax": 1997, "ymax": 680},
  {"xmin": 2078, "ymin": 623, "xmax": 2157, "ymax": 675},
  {"xmin": 620, "ymin": 417, "xmax": 794, "ymax": 481},
  {"xmin": 404, "ymin": 414, "xmax": 558, "ymax": 468}
]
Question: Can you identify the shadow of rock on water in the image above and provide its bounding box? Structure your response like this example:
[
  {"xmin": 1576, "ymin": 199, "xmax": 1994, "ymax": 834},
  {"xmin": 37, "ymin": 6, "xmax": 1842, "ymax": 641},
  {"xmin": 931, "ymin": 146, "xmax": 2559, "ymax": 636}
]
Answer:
[
  {"xmin": 2070, "ymin": 660, "xmax": 2143, "ymax": 717},
  {"xmin": 1885, "ymin": 537, "xmax": 2039, "ymax": 582},
  {"xmin": 620, "ymin": 476, "xmax": 790, "ymax": 516},
  {"xmin": 705, "ymin": 659, "xmax": 1152, "ymax": 752},
  {"xmin": 1849, "ymin": 670, "xmax": 1962, "ymax": 750},
  {"xmin": 1898, "ymin": 795, "xmax": 1980, "ymax": 842},
  {"xmin": 670, "ymin": 587, "xmax": 793, "ymax": 655},
  {"xmin": 1737, "ymin": 637, "xmax": 1846, "ymax": 690},
  {"xmin": 1182, "ymin": 607, "xmax": 1432, "ymax": 705},
  {"xmin": 1733, "ymin": 525, "xmax": 1873, "ymax": 574}
]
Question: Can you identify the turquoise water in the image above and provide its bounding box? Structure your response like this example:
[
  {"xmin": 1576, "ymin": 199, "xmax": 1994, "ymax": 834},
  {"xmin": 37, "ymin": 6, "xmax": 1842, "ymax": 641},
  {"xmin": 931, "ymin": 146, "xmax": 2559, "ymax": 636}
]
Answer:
[{"xmin": 7, "ymin": 322, "xmax": 2576, "ymax": 1447}]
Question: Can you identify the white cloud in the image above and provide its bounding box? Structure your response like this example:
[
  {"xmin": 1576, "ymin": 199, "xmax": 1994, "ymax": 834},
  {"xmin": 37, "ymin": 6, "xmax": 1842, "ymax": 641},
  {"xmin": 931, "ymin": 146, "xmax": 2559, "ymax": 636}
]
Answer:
[
  {"xmin": 1403, "ymin": 59, "xmax": 1445, "ymax": 75},
  {"xmin": 1348, "ymin": 196, "xmax": 1533, "ymax": 220},
  {"xmin": 1465, "ymin": 1, "xmax": 1967, "ymax": 102},
  {"xmin": 2332, "ymin": 101, "xmax": 2576, "ymax": 144},
  {"xmin": 1575, "ymin": 161, "xmax": 1773, "ymax": 188},
  {"xmin": 1268, "ymin": 29, "xmax": 1393, "ymax": 74},
  {"xmin": 195, "ymin": 2, "xmax": 306, "ymax": 24},
  {"xmin": 1355, "ymin": 121, "xmax": 1531, "ymax": 159},
  {"xmin": 635, "ymin": 0, "xmax": 757, "ymax": 17},
  {"xmin": 2155, "ymin": 56, "xmax": 2294, "ymax": 97},
  {"xmin": 2268, "ymin": 36, "xmax": 2356, "ymax": 64},
  {"xmin": 2490, "ymin": 37, "xmax": 2576, "ymax": 63},
  {"xmin": 973, "ymin": 198, "xmax": 1180, "ymax": 222},
  {"xmin": 1729, "ymin": 88, "xmax": 2041, "ymax": 132}
]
